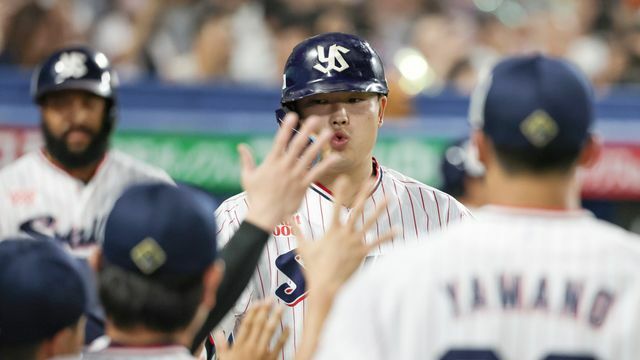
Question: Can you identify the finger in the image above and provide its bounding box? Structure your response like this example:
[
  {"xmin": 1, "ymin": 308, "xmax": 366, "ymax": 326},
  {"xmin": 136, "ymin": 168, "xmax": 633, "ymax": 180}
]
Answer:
[
  {"xmin": 234, "ymin": 301, "xmax": 261, "ymax": 345},
  {"xmin": 346, "ymin": 178, "xmax": 376, "ymax": 229},
  {"xmin": 290, "ymin": 219, "xmax": 312, "ymax": 264},
  {"xmin": 302, "ymin": 153, "xmax": 340, "ymax": 185},
  {"xmin": 257, "ymin": 305, "xmax": 284, "ymax": 350},
  {"xmin": 331, "ymin": 176, "xmax": 350, "ymax": 227},
  {"xmin": 269, "ymin": 326, "xmax": 290, "ymax": 360},
  {"xmin": 237, "ymin": 144, "xmax": 256, "ymax": 177},
  {"xmin": 290, "ymin": 218, "xmax": 308, "ymax": 245},
  {"xmin": 361, "ymin": 198, "xmax": 389, "ymax": 235},
  {"xmin": 271, "ymin": 112, "xmax": 299, "ymax": 158},
  {"xmin": 286, "ymin": 116, "xmax": 322, "ymax": 161},
  {"xmin": 294, "ymin": 128, "xmax": 333, "ymax": 173},
  {"xmin": 366, "ymin": 228, "xmax": 398, "ymax": 252},
  {"xmin": 244, "ymin": 301, "xmax": 272, "ymax": 345},
  {"xmin": 212, "ymin": 331, "xmax": 229, "ymax": 357}
]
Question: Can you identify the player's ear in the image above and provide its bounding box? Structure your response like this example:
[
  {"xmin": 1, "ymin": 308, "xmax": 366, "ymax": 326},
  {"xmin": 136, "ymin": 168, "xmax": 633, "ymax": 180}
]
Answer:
[
  {"xmin": 88, "ymin": 248, "xmax": 103, "ymax": 272},
  {"xmin": 201, "ymin": 260, "xmax": 225, "ymax": 309},
  {"xmin": 578, "ymin": 134, "xmax": 602, "ymax": 169},
  {"xmin": 472, "ymin": 130, "xmax": 490, "ymax": 169},
  {"xmin": 377, "ymin": 95, "xmax": 387, "ymax": 128}
]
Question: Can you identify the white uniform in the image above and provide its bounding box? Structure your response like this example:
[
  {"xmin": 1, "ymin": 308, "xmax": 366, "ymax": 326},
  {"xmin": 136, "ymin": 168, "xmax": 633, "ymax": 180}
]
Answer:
[
  {"xmin": 214, "ymin": 158, "xmax": 471, "ymax": 359},
  {"xmin": 316, "ymin": 205, "xmax": 640, "ymax": 360},
  {"xmin": 0, "ymin": 149, "xmax": 172, "ymax": 257}
]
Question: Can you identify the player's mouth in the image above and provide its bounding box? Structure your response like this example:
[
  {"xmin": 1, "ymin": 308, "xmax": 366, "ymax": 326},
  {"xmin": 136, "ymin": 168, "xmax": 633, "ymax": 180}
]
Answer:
[{"xmin": 330, "ymin": 131, "xmax": 350, "ymax": 151}]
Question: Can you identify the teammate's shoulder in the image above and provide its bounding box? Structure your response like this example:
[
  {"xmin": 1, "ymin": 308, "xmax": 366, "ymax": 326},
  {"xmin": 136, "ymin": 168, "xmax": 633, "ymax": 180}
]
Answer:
[
  {"xmin": 382, "ymin": 165, "xmax": 447, "ymax": 194},
  {"xmin": 214, "ymin": 192, "xmax": 248, "ymax": 213},
  {"xmin": 106, "ymin": 150, "xmax": 173, "ymax": 183},
  {"xmin": 381, "ymin": 165, "xmax": 471, "ymax": 215},
  {"xmin": 589, "ymin": 216, "xmax": 640, "ymax": 247}
]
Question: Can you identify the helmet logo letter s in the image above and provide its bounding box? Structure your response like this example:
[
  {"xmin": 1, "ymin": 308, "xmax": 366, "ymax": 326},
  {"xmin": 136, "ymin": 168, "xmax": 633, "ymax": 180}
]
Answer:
[
  {"xmin": 313, "ymin": 44, "xmax": 350, "ymax": 74},
  {"xmin": 53, "ymin": 52, "xmax": 88, "ymax": 83}
]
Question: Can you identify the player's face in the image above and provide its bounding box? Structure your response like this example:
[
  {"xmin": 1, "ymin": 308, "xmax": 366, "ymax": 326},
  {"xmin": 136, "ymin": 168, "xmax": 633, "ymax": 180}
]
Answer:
[
  {"xmin": 296, "ymin": 92, "xmax": 386, "ymax": 173},
  {"xmin": 40, "ymin": 90, "xmax": 110, "ymax": 168}
]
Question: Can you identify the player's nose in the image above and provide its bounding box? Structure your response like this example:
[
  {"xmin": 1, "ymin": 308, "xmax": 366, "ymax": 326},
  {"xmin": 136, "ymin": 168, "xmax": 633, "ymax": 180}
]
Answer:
[
  {"xmin": 330, "ymin": 106, "xmax": 349, "ymax": 127},
  {"xmin": 67, "ymin": 99, "xmax": 89, "ymax": 124}
]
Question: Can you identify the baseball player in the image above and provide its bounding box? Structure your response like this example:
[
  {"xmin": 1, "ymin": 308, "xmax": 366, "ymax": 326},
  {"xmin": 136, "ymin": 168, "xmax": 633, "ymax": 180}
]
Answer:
[
  {"xmin": 85, "ymin": 183, "xmax": 288, "ymax": 360},
  {"xmin": 440, "ymin": 138, "xmax": 487, "ymax": 209},
  {"xmin": 0, "ymin": 238, "xmax": 89, "ymax": 360},
  {"xmin": 0, "ymin": 46, "xmax": 172, "ymax": 258},
  {"xmin": 212, "ymin": 32, "xmax": 471, "ymax": 359},
  {"xmin": 315, "ymin": 55, "xmax": 640, "ymax": 360}
]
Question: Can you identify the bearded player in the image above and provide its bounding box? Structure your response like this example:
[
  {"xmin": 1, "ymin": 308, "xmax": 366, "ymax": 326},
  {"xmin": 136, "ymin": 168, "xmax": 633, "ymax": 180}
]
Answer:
[
  {"xmin": 316, "ymin": 55, "xmax": 640, "ymax": 360},
  {"xmin": 0, "ymin": 46, "xmax": 171, "ymax": 256},
  {"xmin": 212, "ymin": 32, "xmax": 471, "ymax": 359}
]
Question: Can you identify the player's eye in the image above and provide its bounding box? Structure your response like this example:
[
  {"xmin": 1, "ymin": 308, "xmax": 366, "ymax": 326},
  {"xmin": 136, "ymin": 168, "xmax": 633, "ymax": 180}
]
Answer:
[
  {"xmin": 311, "ymin": 99, "xmax": 329, "ymax": 105},
  {"xmin": 348, "ymin": 97, "xmax": 364, "ymax": 103}
]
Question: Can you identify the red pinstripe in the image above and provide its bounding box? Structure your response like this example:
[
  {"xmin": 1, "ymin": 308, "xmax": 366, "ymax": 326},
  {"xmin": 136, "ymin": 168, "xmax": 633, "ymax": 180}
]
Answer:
[
  {"xmin": 380, "ymin": 181, "xmax": 395, "ymax": 247},
  {"xmin": 418, "ymin": 188, "xmax": 431, "ymax": 233},
  {"xmin": 404, "ymin": 185, "xmax": 419, "ymax": 238},
  {"xmin": 433, "ymin": 190, "xmax": 443, "ymax": 228},
  {"xmin": 304, "ymin": 193, "xmax": 315, "ymax": 240},
  {"xmin": 446, "ymin": 196, "xmax": 451, "ymax": 225},
  {"xmin": 371, "ymin": 195, "xmax": 382, "ymax": 252},
  {"xmin": 318, "ymin": 193, "xmax": 326, "ymax": 232},
  {"xmin": 391, "ymin": 180, "xmax": 406, "ymax": 243},
  {"xmin": 256, "ymin": 265, "xmax": 266, "ymax": 298},
  {"xmin": 273, "ymin": 237, "xmax": 280, "ymax": 290},
  {"xmin": 216, "ymin": 218, "xmax": 228, "ymax": 235}
]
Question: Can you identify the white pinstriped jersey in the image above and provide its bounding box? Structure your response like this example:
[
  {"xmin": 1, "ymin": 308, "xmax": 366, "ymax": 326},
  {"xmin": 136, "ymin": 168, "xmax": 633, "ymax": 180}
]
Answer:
[
  {"xmin": 0, "ymin": 149, "xmax": 172, "ymax": 257},
  {"xmin": 316, "ymin": 206, "xmax": 640, "ymax": 360},
  {"xmin": 213, "ymin": 159, "xmax": 471, "ymax": 359}
]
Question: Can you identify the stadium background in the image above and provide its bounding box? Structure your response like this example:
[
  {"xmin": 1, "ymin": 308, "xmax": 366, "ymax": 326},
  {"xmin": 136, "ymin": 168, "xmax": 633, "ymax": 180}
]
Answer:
[{"xmin": 1, "ymin": 0, "xmax": 639, "ymax": 233}]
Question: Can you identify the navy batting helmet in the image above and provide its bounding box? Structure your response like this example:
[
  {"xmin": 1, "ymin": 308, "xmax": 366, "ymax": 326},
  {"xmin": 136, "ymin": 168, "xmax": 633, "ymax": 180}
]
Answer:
[
  {"xmin": 31, "ymin": 46, "xmax": 118, "ymax": 128},
  {"xmin": 277, "ymin": 32, "xmax": 388, "ymax": 121}
]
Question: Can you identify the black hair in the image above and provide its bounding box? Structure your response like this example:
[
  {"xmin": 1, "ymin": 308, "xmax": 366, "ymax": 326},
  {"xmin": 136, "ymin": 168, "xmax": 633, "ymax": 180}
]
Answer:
[
  {"xmin": 492, "ymin": 143, "xmax": 582, "ymax": 175},
  {"xmin": 0, "ymin": 342, "xmax": 39, "ymax": 360},
  {"xmin": 98, "ymin": 265, "xmax": 204, "ymax": 333}
]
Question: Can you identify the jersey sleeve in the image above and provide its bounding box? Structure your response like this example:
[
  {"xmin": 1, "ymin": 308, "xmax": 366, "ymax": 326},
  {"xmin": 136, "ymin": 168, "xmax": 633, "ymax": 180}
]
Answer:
[
  {"xmin": 207, "ymin": 197, "xmax": 258, "ymax": 355},
  {"xmin": 448, "ymin": 196, "xmax": 474, "ymax": 223}
]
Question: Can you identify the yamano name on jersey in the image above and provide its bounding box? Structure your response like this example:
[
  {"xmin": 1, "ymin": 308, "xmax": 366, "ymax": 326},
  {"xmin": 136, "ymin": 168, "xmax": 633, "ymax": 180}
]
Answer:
[{"xmin": 445, "ymin": 274, "xmax": 615, "ymax": 329}]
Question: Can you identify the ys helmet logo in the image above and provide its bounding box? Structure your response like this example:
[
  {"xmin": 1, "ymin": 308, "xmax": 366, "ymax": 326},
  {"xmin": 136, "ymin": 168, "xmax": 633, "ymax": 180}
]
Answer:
[
  {"xmin": 54, "ymin": 52, "xmax": 88, "ymax": 83},
  {"xmin": 313, "ymin": 44, "xmax": 350, "ymax": 74}
]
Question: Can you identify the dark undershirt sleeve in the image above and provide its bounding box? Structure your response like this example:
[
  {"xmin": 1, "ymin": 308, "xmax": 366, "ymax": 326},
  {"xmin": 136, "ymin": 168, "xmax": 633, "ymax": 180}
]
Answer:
[{"xmin": 191, "ymin": 220, "xmax": 270, "ymax": 353}]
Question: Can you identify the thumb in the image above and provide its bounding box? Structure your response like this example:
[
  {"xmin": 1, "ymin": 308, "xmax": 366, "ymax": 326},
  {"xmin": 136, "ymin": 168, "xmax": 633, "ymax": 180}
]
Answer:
[{"xmin": 237, "ymin": 144, "xmax": 256, "ymax": 178}]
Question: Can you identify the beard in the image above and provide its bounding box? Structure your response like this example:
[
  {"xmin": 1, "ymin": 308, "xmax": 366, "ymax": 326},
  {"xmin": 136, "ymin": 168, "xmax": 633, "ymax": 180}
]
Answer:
[{"xmin": 41, "ymin": 117, "xmax": 111, "ymax": 169}]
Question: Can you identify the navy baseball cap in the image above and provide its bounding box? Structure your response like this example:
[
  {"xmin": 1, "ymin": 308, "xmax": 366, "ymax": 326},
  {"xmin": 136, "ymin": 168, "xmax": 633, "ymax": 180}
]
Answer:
[
  {"xmin": 0, "ymin": 238, "xmax": 87, "ymax": 345},
  {"xmin": 469, "ymin": 54, "xmax": 594, "ymax": 154},
  {"xmin": 103, "ymin": 183, "xmax": 218, "ymax": 280}
]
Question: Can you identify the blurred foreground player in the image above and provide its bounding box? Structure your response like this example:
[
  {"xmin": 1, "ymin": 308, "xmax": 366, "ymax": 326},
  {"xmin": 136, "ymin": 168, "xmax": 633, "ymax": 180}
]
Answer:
[
  {"xmin": 213, "ymin": 32, "xmax": 470, "ymax": 359},
  {"xmin": 0, "ymin": 239, "xmax": 88, "ymax": 360},
  {"xmin": 84, "ymin": 184, "xmax": 236, "ymax": 359},
  {"xmin": 317, "ymin": 55, "xmax": 640, "ymax": 359}
]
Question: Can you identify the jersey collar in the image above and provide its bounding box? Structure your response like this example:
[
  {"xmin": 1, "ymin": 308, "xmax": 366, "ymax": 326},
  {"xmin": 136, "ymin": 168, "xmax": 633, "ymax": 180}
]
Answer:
[{"xmin": 310, "ymin": 157, "xmax": 383, "ymax": 202}]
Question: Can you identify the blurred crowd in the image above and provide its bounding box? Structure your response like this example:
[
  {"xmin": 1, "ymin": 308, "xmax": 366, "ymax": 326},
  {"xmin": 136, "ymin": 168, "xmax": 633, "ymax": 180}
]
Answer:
[{"xmin": 2, "ymin": 0, "xmax": 640, "ymax": 96}]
